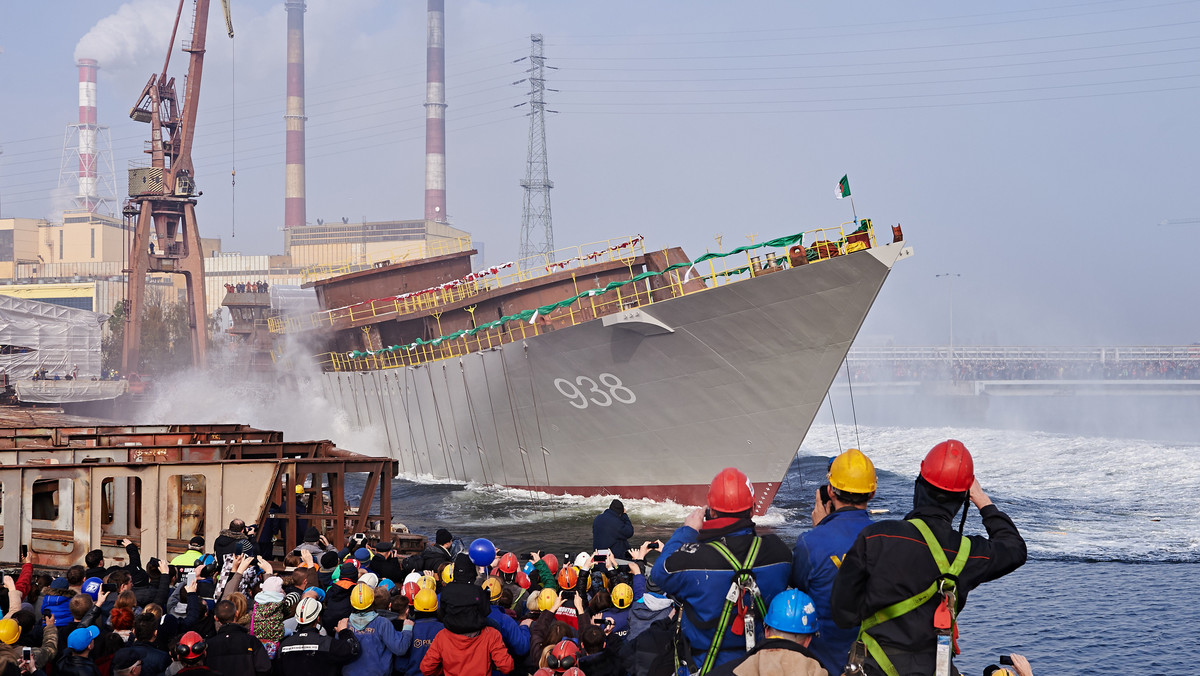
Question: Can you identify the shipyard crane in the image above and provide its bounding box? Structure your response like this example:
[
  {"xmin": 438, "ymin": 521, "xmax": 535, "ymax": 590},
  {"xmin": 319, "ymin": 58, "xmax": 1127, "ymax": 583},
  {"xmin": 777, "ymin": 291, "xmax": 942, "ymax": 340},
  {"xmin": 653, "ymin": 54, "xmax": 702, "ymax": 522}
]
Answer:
[{"xmin": 121, "ymin": 0, "xmax": 233, "ymax": 374}]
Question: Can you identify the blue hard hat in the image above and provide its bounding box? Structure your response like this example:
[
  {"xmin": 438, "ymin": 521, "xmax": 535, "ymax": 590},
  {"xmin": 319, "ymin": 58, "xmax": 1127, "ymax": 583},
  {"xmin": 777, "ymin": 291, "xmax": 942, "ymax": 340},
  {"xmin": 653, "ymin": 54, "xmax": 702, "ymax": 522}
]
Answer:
[
  {"xmin": 311, "ymin": 587, "xmax": 326, "ymax": 601},
  {"xmin": 81, "ymin": 578, "xmax": 103, "ymax": 600},
  {"xmin": 377, "ymin": 578, "xmax": 396, "ymax": 591},
  {"xmin": 764, "ymin": 589, "xmax": 819, "ymax": 635},
  {"xmin": 467, "ymin": 538, "xmax": 496, "ymax": 567}
]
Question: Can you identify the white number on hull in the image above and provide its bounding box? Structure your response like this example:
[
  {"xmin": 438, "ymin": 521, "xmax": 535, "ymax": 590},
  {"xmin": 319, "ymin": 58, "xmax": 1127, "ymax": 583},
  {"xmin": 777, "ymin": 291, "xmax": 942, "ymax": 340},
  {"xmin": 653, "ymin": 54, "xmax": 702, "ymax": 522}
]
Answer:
[{"xmin": 553, "ymin": 373, "xmax": 637, "ymax": 409}]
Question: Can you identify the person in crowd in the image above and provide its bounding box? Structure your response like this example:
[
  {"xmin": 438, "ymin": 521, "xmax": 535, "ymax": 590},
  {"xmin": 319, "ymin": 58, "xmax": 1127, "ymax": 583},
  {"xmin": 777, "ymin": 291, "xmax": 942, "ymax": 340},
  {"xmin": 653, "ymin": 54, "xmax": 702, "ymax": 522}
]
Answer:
[
  {"xmin": 204, "ymin": 600, "xmax": 270, "ymax": 676},
  {"xmin": 482, "ymin": 577, "xmax": 531, "ymax": 661},
  {"xmin": 792, "ymin": 448, "xmax": 878, "ymax": 675},
  {"xmin": 213, "ymin": 520, "xmax": 254, "ymax": 563},
  {"xmin": 832, "ymin": 440, "xmax": 1028, "ymax": 676},
  {"xmin": 984, "ymin": 653, "xmax": 1034, "ymax": 676},
  {"xmin": 709, "ymin": 589, "xmax": 826, "ymax": 676},
  {"xmin": 276, "ymin": 597, "xmax": 361, "ymax": 676},
  {"xmin": 57, "ymin": 626, "xmax": 101, "ymax": 676},
  {"xmin": 113, "ymin": 614, "xmax": 170, "ymax": 676},
  {"xmin": 297, "ymin": 528, "xmax": 337, "ymax": 559},
  {"xmin": 419, "ymin": 614, "xmax": 514, "ymax": 676},
  {"xmin": 344, "ymin": 583, "xmax": 412, "ymax": 676},
  {"xmin": 0, "ymin": 613, "xmax": 56, "ymax": 673},
  {"xmin": 369, "ymin": 539, "xmax": 404, "ymax": 585},
  {"xmin": 169, "ymin": 539, "xmax": 206, "ymax": 568},
  {"xmin": 651, "ymin": 467, "xmax": 793, "ymax": 671},
  {"xmin": 170, "ymin": 631, "xmax": 218, "ymax": 676},
  {"xmin": 592, "ymin": 499, "xmax": 635, "ymax": 559},
  {"xmin": 395, "ymin": 589, "xmax": 443, "ymax": 676},
  {"xmin": 406, "ymin": 529, "xmax": 454, "ymax": 577},
  {"xmin": 437, "ymin": 554, "xmax": 489, "ymax": 637}
]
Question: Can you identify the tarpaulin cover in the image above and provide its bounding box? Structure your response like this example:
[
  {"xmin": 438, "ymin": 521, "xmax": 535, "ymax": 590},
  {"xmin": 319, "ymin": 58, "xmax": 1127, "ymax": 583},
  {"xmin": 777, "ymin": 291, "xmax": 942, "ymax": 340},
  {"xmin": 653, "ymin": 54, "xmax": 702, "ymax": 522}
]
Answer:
[
  {"xmin": 0, "ymin": 293, "xmax": 107, "ymax": 382},
  {"xmin": 14, "ymin": 379, "xmax": 127, "ymax": 403}
]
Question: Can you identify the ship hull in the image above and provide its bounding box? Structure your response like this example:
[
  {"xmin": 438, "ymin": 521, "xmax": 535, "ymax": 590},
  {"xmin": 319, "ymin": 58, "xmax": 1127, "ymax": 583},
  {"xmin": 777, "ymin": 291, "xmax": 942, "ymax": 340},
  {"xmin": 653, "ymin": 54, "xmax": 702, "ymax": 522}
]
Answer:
[{"xmin": 321, "ymin": 241, "xmax": 911, "ymax": 513}]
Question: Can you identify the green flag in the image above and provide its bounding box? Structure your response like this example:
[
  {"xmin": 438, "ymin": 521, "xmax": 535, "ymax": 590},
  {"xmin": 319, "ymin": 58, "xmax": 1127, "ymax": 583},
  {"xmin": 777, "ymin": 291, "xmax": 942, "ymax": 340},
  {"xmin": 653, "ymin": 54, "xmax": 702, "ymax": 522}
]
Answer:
[{"xmin": 836, "ymin": 175, "xmax": 851, "ymax": 199}]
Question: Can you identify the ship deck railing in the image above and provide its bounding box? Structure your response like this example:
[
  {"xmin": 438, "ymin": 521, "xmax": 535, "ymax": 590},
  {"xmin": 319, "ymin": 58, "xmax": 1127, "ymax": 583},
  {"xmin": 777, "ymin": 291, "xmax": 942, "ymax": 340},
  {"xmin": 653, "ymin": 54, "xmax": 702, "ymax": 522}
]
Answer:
[
  {"xmin": 309, "ymin": 221, "xmax": 880, "ymax": 372},
  {"xmin": 272, "ymin": 235, "xmax": 650, "ymax": 335}
]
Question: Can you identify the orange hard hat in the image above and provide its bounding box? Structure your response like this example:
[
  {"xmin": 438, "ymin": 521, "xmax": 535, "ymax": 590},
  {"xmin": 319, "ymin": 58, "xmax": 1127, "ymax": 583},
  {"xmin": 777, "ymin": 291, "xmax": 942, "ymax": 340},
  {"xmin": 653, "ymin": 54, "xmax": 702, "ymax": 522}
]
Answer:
[
  {"xmin": 707, "ymin": 467, "xmax": 755, "ymax": 514},
  {"xmin": 921, "ymin": 440, "xmax": 975, "ymax": 493},
  {"xmin": 556, "ymin": 566, "xmax": 578, "ymax": 590}
]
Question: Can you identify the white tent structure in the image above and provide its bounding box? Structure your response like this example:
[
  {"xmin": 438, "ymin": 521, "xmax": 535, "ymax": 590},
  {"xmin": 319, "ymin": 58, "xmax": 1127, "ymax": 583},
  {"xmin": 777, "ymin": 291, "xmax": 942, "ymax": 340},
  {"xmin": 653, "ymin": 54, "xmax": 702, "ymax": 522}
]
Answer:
[{"xmin": 0, "ymin": 294, "xmax": 123, "ymax": 403}]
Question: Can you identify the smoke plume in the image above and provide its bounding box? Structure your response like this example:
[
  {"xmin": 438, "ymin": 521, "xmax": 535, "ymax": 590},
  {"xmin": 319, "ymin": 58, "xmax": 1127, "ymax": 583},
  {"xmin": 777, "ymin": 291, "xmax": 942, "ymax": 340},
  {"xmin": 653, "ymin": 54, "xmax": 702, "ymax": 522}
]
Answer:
[{"xmin": 74, "ymin": 0, "xmax": 176, "ymax": 71}]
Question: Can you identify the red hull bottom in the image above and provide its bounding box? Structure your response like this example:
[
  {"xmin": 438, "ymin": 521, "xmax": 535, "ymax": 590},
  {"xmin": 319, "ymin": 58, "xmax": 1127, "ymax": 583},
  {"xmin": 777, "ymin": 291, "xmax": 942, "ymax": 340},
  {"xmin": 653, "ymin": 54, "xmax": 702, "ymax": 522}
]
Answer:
[{"xmin": 507, "ymin": 481, "xmax": 782, "ymax": 517}]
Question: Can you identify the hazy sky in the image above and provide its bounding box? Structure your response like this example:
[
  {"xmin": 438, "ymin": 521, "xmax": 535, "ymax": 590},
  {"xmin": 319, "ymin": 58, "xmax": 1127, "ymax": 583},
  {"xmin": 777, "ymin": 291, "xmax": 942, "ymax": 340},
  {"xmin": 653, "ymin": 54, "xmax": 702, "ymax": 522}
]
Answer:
[{"xmin": 1, "ymin": 1, "xmax": 1197, "ymax": 345}]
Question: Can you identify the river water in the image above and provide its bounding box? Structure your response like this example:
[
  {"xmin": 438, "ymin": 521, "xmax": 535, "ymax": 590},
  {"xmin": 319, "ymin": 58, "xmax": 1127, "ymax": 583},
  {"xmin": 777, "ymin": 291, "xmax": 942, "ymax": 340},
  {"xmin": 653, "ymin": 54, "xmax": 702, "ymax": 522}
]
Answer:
[{"xmin": 378, "ymin": 423, "xmax": 1200, "ymax": 675}]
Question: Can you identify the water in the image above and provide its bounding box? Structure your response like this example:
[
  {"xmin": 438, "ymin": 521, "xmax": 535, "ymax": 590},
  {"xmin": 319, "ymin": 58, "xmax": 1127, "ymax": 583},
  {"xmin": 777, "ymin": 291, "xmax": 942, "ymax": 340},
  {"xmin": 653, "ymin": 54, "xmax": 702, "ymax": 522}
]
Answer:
[
  {"xmin": 137, "ymin": 375, "xmax": 1199, "ymax": 673},
  {"xmin": 381, "ymin": 424, "xmax": 1200, "ymax": 675}
]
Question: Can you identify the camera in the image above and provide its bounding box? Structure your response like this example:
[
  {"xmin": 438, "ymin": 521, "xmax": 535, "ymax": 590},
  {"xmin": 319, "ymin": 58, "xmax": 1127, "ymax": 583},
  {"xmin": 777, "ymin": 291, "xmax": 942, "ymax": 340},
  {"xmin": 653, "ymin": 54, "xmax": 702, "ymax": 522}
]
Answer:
[
  {"xmin": 819, "ymin": 484, "xmax": 832, "ymax": 505},
  {"xmin": 647, "ymin": 542, "xmax": 659, "ymax": 550},
  {"xmin": 999, "ymin": 656, "xmax": 1013, "ymax": 666}
]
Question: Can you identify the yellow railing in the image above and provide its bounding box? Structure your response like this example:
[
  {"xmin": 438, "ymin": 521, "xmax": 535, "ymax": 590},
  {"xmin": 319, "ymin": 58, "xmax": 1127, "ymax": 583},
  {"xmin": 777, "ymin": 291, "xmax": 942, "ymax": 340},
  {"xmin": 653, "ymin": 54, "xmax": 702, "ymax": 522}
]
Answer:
[
  {"xmin": 298, "ymin": 236, "xmax": 473, "ymax": 284},
  {"xmin": 314, "ymin": 222, "xmax": 877, "ymax": 372},
  {"xmin": 272, "ymin": 235, "xmax": 645, "ymax": 335}
]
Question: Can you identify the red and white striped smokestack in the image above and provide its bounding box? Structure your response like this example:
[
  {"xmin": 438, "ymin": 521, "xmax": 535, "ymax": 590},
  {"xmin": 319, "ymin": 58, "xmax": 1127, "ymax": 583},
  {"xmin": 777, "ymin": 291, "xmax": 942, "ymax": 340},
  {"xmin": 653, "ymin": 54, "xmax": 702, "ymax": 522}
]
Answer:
[
  {"xmin": 424, "ymin": 0, "xmax": 447, "ymax": 222},
  {"xmin": 77, "ymin": 58, "xmax": 99, "ymax": 210},
  {"xmin": 284, "ymin": 1, "xmax": 307, "ymax": 229}
]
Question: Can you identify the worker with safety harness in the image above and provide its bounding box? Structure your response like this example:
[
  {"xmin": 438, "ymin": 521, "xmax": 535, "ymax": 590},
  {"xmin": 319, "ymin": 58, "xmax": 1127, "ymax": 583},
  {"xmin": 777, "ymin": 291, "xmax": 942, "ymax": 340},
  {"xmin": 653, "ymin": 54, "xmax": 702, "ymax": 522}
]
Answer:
[
  {"xmin": 792, "ymin": 448, "xmax": 879, "ymax": 676},
  {"xmin": 650, "ymin": 467, "xmax": 793, "ymax": 674},
  {"xmin": 831, "ymin": 440, "xmax": 1027, "ymax": 676}
]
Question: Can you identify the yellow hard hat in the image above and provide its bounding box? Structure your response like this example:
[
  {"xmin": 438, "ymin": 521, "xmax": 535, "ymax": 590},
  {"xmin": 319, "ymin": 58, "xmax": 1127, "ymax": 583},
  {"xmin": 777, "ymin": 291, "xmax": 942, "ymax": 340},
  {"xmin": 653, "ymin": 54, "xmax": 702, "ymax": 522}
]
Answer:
[
  {"xmin": 0, "ymin": 619, "xmax": 18, "ymax": 645},
  {"xmin": 537, "ymin": 587, "xmax": 558, "ymax": 611},
  {"xmin": 350, "ymin": 582, "xmax": 375, "ymax": 611},
  {"xmin": 417, "ymin": 574, "xmax": 437, "ymax": 590},
  {"xmin": 611, "ymin": 583, "xmax": 634, "ymax": 610},
  {"xmin": 295, "ymin": 484, "xmax": 305, "ymax": 495},
  {"xmin": 414, "ymin": 588, "xmax": 439, "ymax": 613},
  {"xmin": 439, "ymin": 564, "xmax": 454, "ymax": 585},
  {"xmin": 482, "ymin": 576, "xmax": 502, "ymax": 602},
  {"xmin": 828, "ymin": 448, "xmax": 877, "ymax": 494}
]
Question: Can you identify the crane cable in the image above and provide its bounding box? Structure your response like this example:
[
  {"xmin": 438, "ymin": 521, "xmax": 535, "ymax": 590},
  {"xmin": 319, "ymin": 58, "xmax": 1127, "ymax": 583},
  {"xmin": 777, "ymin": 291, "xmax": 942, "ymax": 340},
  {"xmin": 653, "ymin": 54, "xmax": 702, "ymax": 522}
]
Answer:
[{"xmin": 231, "ymin": 34, "xmax": 237, "ymax": 238}]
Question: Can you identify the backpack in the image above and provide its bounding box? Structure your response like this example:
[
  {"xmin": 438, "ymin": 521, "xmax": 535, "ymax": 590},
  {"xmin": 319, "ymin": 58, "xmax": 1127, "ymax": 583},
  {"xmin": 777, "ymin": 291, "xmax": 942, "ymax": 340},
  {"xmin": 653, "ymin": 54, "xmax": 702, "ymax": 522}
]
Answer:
[{"xmin": 437, "ymin": 584, "xmax": 488, "ymax": 635}]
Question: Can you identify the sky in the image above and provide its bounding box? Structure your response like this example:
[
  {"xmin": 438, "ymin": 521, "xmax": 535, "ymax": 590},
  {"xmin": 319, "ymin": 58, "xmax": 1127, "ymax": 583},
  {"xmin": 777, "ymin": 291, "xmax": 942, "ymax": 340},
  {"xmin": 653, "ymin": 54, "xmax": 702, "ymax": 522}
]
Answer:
[{"xmin": 0, "ymin": 0, "xmax": 1197, "ymax": 346}]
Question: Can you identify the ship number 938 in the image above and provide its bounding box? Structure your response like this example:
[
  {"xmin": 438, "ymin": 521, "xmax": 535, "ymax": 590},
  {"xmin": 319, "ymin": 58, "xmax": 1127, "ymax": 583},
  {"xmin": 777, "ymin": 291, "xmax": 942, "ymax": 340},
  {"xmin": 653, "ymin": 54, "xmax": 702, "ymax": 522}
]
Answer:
[{"xmin": 553, "ymin": 373, "xmax": 636, "ymax": 409}]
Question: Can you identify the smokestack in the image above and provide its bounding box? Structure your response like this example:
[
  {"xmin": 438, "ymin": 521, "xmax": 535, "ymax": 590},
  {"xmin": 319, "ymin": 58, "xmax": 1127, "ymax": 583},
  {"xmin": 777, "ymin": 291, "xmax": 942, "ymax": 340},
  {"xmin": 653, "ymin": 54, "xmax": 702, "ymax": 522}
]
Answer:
[
  {"xmin": 284, "ymin": 1, "xmax": 307, "ymax": 229},
  {"xmin": 424, "ymin": 0, "xmax": 447, "ymax": 222},
  {"xmin": 77, "ymin": 58, "xmax": 99, "ymax": 209}
]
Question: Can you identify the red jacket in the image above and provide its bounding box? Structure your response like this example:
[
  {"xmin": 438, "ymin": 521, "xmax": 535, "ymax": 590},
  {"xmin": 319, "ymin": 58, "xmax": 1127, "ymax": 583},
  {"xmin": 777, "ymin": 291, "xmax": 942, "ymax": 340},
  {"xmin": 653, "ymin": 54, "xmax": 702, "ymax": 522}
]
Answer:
[{"xmin": 420, "ymin": 626, "xmax": 514, "ymax": 676}]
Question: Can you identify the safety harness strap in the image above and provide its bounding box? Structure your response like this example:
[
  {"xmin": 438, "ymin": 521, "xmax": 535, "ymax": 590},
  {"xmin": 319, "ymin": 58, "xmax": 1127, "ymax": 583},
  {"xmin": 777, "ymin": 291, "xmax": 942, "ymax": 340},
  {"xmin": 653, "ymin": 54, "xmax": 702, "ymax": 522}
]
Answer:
[
  {"xmin": 855, "ymin": 519, "xmax": 971, "ymax": 676},
  {"xmin": 697, "ymin": 538, "xmax": 765, "ymax": 675}
]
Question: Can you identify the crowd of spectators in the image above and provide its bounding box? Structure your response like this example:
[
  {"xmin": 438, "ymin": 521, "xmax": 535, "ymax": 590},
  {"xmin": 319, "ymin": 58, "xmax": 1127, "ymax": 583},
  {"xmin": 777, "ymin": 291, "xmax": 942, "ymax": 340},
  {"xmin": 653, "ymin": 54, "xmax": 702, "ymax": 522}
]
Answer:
[{"xmin": 223, "ymin": 282, "xmax": 270, "ymax": 294}]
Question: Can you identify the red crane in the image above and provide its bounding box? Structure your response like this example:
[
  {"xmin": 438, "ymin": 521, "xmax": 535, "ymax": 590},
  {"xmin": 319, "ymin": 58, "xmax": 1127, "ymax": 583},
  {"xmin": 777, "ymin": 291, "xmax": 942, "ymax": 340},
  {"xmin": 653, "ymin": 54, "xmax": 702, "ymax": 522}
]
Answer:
[{"xmin": 122, "ymin": 0, "xmax": 233, "ymax": 374}]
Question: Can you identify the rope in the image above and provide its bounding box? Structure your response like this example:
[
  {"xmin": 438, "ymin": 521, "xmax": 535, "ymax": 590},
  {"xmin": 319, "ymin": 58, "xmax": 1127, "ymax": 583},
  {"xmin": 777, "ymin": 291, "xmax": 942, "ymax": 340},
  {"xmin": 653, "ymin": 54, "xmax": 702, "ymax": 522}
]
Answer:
[
  {"xmin": 230, "ymin": 34, "xmax": 236, "ymax": 238},
  {"xmin": 845, "ymin": 362, "xmax": 861, "ymax": 449},
  {"xmin": 825, "ymin": 391, "xmax": 843, "ymax": 454}
]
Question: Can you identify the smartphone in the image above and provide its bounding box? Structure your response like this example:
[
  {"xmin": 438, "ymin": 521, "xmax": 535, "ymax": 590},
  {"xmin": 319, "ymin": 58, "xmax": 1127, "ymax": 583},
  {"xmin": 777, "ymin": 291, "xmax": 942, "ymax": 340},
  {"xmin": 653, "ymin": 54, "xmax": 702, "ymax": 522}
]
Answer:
[
  {"xmin": 19, "ymin": 545, "xmax": 28, "ymax": 559},
  {"xmin": 647, "ymin": 542, "xmax": 659, "ymax": 550},
  {"xmin": 594, "ymin": 553, "xmax": 607, "ymax": 563},
  {"xmin": 101, "ymin": 583, "xmax": 117, "ymax": 593},
  {"xmin": 819, "ymin": 484, "xmax": 832, "ymax": 505},
  {"xmin": 561, "ymin": 590, "xmax": 575, "ymax": 600},
  {"xmin": 187, "ymin": 571, "xmax": 197, "ymax": 585},
  {"xmin": 290, "ymin": 549, "xmax": 302, "ymax": 557},
  {"xmin": 999, "ymin": 656, "xmax": 1014, "ymax": 666},
  {"xmin": 22, "ymin": 647, "xmax": 31, "ymax": 662}
]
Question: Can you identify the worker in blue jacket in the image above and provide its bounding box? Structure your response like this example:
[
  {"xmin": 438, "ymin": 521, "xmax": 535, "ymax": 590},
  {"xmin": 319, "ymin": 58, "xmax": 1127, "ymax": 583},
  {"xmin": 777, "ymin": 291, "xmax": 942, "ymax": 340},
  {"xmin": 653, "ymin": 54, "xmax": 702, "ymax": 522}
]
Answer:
[
  {"xmin": 481, "ymin": 577, "xmax": 531, "ymax": 659},
  {"xmin": 651, "ymin": 468, "xmax": 792, "ymax": 672},
  {"xmin": 592, "ymin": 499, "xmax": 635, "ymax": 558},
  {"xmin": 792, "ymin": 448, "xmax": 878, "ymax": 676},
  {"xmin": 395, "ymin": 589, "xmax": 443, "ymax": 676}
]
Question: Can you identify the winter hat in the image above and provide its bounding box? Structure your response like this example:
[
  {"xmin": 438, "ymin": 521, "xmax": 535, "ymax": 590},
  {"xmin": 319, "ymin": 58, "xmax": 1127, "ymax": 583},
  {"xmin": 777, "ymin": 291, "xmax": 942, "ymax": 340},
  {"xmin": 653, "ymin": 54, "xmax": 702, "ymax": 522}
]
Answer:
[
  {"xmin": 67, "ymin": 625, "xmax": 100, "ymax": 652},
  {"xmin": 50, "ymin": 578, "xmax": 69, "ymax": 590},
  {"xmin": 452, "ymin": 552, "xmax": 476, "ymax": 585},
  {"xmin": 188, "ymin": 536, "xmax": 205, "ymax": 550},
  {"xmin": 303, "ymin": 527, "xmax": 321, "ymax": 544},
  {"xmin": 319, "ymin": 552, "xmax": 339, "ymax": 570},
  {"xmin": 436, "ymin": 528, "xmax": 452, "ymax": 545},
  {"xmin": 354, "ymin": 548, "xmax": 371, "ymax": 563},
  {"xmin": 261, "ymin": 576, "xmax": 284, "ymax": 595},
  {"xmin": 338, "ymin": 562, "xmax": 359, "ymax": 583},
  {"xmin": 609, "ymin": 499, "xmax": 624, "ymax": 514}
]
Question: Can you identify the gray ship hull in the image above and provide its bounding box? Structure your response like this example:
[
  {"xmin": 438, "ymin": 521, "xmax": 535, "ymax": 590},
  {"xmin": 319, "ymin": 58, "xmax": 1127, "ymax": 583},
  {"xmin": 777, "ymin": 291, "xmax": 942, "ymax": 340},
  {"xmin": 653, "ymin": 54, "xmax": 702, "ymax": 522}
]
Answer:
[{"xmin": 320, "ymin": 241, "xmax": 911, "ymax": 512}]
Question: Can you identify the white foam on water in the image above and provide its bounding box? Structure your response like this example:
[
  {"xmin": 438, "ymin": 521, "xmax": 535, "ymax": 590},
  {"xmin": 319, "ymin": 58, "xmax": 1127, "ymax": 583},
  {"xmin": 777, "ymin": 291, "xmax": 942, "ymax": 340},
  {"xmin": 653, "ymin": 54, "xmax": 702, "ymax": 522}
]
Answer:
[{"xmin": 800, "ymin": 424, "xmax": 1200, "ymax": 562}]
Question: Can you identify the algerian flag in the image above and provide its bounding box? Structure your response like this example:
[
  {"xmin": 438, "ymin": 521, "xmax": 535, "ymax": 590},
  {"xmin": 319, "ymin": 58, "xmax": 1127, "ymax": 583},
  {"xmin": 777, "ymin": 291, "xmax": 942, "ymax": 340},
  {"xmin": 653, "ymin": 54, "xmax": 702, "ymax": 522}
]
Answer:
[
  {"xmin": 836, "ymin": 175, "xmax": 851, "ymax": 199},
  {"xmin": 529, "ymin": 309, "xmax": 539, "ymax": 324}
]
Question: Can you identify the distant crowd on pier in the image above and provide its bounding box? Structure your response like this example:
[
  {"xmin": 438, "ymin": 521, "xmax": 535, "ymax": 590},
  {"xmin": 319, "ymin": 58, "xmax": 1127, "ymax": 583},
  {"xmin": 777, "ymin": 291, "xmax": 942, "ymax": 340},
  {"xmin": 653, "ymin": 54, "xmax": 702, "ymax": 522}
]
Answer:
[
  {"xmin": 0, "ymin": 443, "xmax": 1037, "ymax": 676},
  {"xmin": 848, "ymin": 357, "xmax": 1200, "ymax": 382},
  {"xmin": 224, "ymin": 281, "xmax": 270, "ymax": 294}
]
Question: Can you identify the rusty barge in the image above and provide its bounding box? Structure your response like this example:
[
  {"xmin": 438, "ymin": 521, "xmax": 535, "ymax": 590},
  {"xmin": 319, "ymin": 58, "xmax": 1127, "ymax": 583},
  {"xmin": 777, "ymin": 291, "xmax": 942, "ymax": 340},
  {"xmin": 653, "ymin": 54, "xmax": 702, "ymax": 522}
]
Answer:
[{"xmin": 0, "ymin": 410, "xmax": 419, "ymax": 568}]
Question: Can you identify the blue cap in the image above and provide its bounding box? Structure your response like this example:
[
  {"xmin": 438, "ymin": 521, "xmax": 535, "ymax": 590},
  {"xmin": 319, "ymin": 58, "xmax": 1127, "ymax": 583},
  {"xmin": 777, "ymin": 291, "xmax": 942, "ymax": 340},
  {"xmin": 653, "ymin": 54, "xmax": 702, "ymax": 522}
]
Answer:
[
  {"xmin": 354, "ymin": 547, "xmax": 371, "ymax": 562},
  {"xmin": 67, "ymin": 625, "xmax": 99, "ymax": 652},
  {"xmin": 81, "ymin": 578, "xmax": 103, "ymax": 600},
  {"xmin": 311, "ymin": 587, "xmax": 326, "ymax": 601}
]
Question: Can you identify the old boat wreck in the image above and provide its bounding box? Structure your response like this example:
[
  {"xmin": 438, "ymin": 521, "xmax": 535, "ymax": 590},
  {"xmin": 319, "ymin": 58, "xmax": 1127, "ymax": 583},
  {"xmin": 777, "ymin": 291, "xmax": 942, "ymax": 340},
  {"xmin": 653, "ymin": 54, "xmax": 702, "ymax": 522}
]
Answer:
[{"xmin": 0, "ymin": 413, "xmax": 419, "ymax": 568}]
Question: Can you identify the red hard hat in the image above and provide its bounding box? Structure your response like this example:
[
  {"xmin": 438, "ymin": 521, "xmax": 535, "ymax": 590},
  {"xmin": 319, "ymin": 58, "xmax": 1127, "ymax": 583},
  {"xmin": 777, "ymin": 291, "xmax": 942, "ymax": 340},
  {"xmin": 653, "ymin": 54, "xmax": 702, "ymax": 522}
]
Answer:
[
  {"xmin": 498, "ymin": 552, "xmax": 519, "ymax": 575},
  {"xmin": 921, "ymin": 440, "xmax": 975, "ymax": 492},
  {"xmin": 515, "ymin": 571, "xmax": 530, "ymax": 589},
  {"xmin": 401, "ymin": 581, "xmax": 420, "ymax": 602},
  {"xmin": 542, "ymin": 553, "xmax": 560, "ymax": 575},
  {"xmin": 174, "ymin": 631, "xmax": 206, "ymax": 661},
  {"xmin": 707, "ymin": 467, "xmax": 755, "ymax": 514}
]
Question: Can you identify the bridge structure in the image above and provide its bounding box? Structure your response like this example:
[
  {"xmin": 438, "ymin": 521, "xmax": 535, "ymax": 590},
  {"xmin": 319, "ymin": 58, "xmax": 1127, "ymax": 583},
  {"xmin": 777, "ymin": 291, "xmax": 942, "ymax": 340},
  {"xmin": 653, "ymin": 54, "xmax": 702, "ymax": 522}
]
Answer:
[{"xmin": 838, "ymin": 345, "xmax": 1200, "ymax": 396}]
